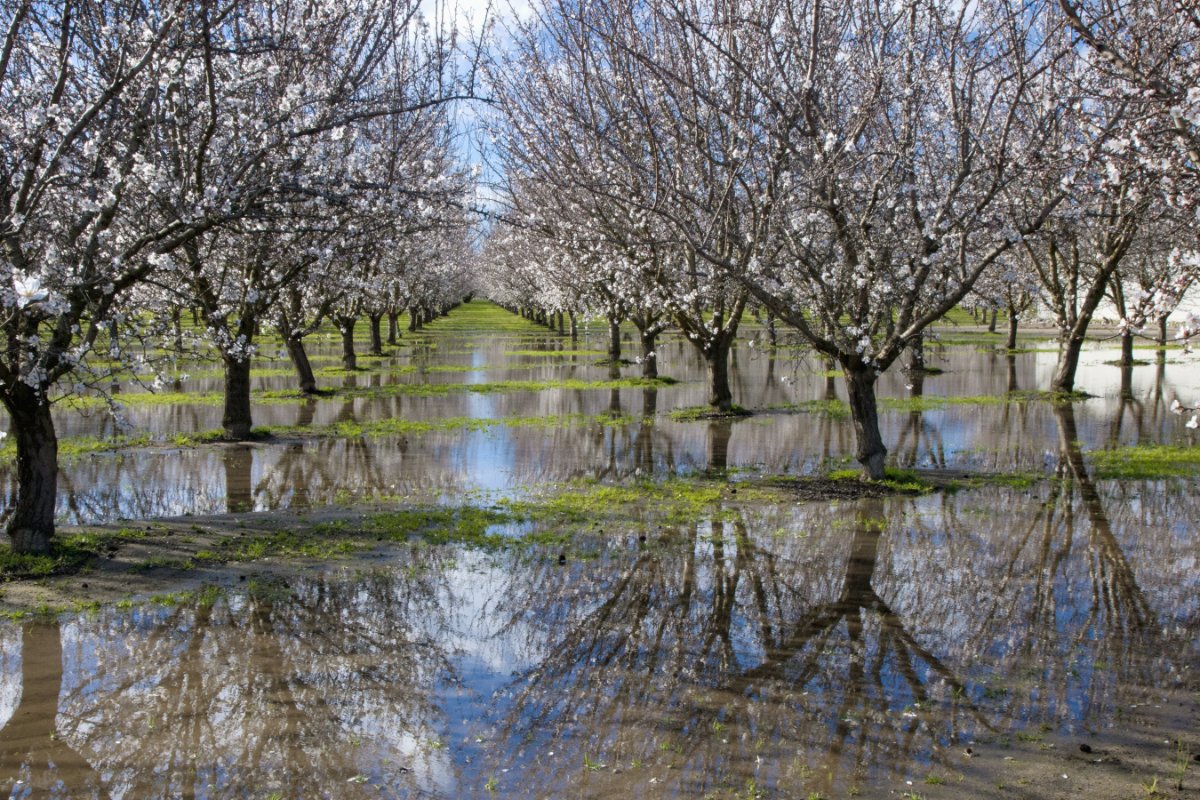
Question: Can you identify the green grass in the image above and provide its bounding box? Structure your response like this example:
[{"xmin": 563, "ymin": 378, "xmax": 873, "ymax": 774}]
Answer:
[
  {"xmin": 826, "ymin": 467, "xmax": 933, "ymax": 493},
  {"xmin": 0, "ymin": 526, "xmax": 151, "ymax": 580},
  {"xmin": 1087, "ymin": 445, "xmax": 1200, "ymax": 480}
]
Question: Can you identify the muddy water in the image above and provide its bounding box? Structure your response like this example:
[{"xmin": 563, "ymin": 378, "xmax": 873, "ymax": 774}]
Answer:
[{"xmin": 0, "ymin": 486, "xmax": 1197, "ymax": 798}]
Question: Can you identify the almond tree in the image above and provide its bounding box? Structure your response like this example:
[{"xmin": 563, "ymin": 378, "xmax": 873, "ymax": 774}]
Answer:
[
  {"xmin": 0, "ymin": 0, "xmax": 201, "ymax": 553},
  {"xmin": 648, "ymin": 0, "xmax": 1076, "ymax": 476},
  {"xmin": 153, "ymin": 0, "xmax": 465, "ymax": 439},
  {"xmin": 485, "ymin": 0, "xmax": 750, "ymax": 410}
]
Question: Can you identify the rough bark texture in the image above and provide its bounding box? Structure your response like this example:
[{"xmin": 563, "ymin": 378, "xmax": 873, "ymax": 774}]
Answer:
[
  {"xmin": 1051, "ymin": 334, "xmax": 1086, "ymax": 393},
  {"xmin": 368, "ymin": 314, "xmax": 384, "ymax": 356},
  {"xmin": 387, "ymin": 311, "xmax": 400, "ymax": 345},
  {"xmin": 842, "ymin": 364, "xmax": 887, "ymax": 480},
  {"xmin": 222, "ymin": 356, "xmax": 254, "ymax": 440},
  {"xmin": 339, "ymin": 318, "xmax": 358, "ymax": 370},
  {"xmin": 640, "ymin": 330, "xmax": 658, "ymax": 378},
  {"xmin": 3, "ymin": 391, "xmax": 58, "ymax": 554},
  {"xmin": 1006, "ymin": 309, "xmax": 1019, "ymax": 350},
  {"xmin": 408, "ymin": 307, "xmax": 420, "ymax": 332},
  {"xmin": 705, "ymin": 336, "xmax": 734, "ymax": 411},
  {"xmin": 283, "ymin": 332, "xmax": 318, "ymax": 395},
  {"xmin": 607, "ymin": 318, "xmax": 622, "ymax": 361}
]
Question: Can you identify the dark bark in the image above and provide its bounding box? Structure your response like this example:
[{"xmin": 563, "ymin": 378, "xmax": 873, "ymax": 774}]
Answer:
[
  {"xmin": 368, "ymin": 313, "xmax": 384, "ymax": 356},
  {"xmin": 172, "ymin": 307, "xmax": 184, "ymax": 354},
  {"xmin": 408, "ymin": 307, "xmax": 420, "ymax": 332},
  {"xmin": 282, "ymin": 329, "xmax": 318, "ymax": 395},
  {"xmin": 339, "ymin": 317, "xmax": 358, "ymax": 370},
  {"xmin": 1006, "ymin": 306, "xmax": 1019, "ymax": 350},
  {"xmin": 640, "ymin": 330, "xmax": 658, "ymax": 378},
  {"xmin": 222, "ymin": 355, "xmax": 254, "ymax": 440},
  {"xmin": 569, "ymin": 311, "xmax": 578, "ymax": 339},
  {"xmin": 3, "ymin": 390, "xmax": 58, "ymax": 554},
  {"xmin": 987, "ymin": 309, "xmax": 998, "ymax": 333},
  {"xmin": 607, "ymin": 318, "xmax": 622, "ymax": 361},
  {"xmin": 557, "ymin": 311, "xmax": 565, "ymax": 335},
  {"xmin": 705, "ymin": 336, "xmax": 735, "ymax": 412},
  {"xmin": 842, "ymin": 363, "xmax": 887, "ymax": 480},
  {"xmin": 1158, "ymin": 316, "xmax": 1168, "ymax": 347},
  {"xmin": 1051, "ymin": 334, "xmax": 1086, "ymax": 393},
  {"xmin": 1119, "ymin": 330, "xmax": 1134, "ymax": 368},
  {"xmin": 387, "ymin": 311, "xmax": 400, "ymax": 345}
]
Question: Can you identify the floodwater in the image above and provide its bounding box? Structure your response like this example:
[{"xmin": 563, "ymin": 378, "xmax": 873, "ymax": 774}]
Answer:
[
  {"xmin": 1, "ymin": 303, "xmax": 1199, "ymax": 798},
  {"xmin": 4, "ymin": 307, "xmax": 1198, "ymax": 522}
]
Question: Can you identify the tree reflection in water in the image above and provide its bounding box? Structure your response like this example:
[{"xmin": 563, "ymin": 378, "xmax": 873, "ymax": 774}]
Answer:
[{"xmin": 0, "ymin": 481, "xmax": 1196, "ymax": 798}]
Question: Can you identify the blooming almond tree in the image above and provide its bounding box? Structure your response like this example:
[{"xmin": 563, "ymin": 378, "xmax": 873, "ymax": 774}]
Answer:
[
  {"xmin": 0, "ymin": 0, "xmax": 201, "ymax": 553},
  {"xmin": 664, "ymin": 0, "xmax": 1077, "ymax": 476}
]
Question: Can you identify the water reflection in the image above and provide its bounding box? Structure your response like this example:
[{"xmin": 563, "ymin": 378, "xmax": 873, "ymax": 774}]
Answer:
[
  {"xmin": 1, "ymin": 484, "xmax": 1195, "ymax": 798},
  {"xmin": 1, "ymin": 323, "xmax": 1198, "ymax": 523}
]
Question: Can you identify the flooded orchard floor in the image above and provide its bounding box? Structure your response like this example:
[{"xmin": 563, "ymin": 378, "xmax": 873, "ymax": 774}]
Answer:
[{"xmin": 1, "ymin": 302, "xmax": 1198, "ymax": 798}]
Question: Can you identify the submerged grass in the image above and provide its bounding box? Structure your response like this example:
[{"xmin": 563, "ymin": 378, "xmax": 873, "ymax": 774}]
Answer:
[
  {"xmin": 1086, "ymin": 445, "xmax": 1200, "ymax": 480},
  {"xmin": 774, "ymin": 390, "xmax": 1089, "ymax": 419},
  {"xmin": 668, "ymin": 404, "xmax": 753, "ymax": 422}
]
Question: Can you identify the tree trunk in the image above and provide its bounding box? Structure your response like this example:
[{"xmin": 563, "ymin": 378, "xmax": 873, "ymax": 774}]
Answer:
[
  {"xmin": 339, "ymin": 318, "xmax": 358, "ymax": 370},
  {"xmin": 905, "ymin": 332, "xmax": 925, "ymax": 372},
  {"xmin": 222, "ymin": 355, "xmax": 254, "ymax": 440},
  {"xmin": 705, "ymin": 336, "xmax": 734, "ymax": 412},
  {"xmin": 1158, "ymin": 316, "xmax": 1168, "ymax": 348},
  {"xmin": 1006, "ymin": 307, "xmax": 1019, "ymax": 350},
  {"xmin": 1051, "ymin": 334, "xmax": 1086, "ymax": 393},
  {"xmin": 639, "ymin": 329, "xmax": 658, "ymax": 378},
  {"xmin": 842, "ymin": 363, "xmax": 887, "ymax": 480},
  {"xmin": 368, "ymin": 313, "xmax": 384, "ymax": 356},
  {"xmin": 987, "ymin": 309, "xmax": 998, "ymax": 333},
  {"xmin": 282, "ymin": 330, "xmax": 318, "ymax": 395},
  {"xmin": 607, "ymin": 318, "xmax": 622, "ymax": 361},
  {"xmin": 408, "ymin": 307, "xmax": 420, "ymax": 332},
  {"xmin": 387, "ymin": 311, "xmax": 400, "ymax": 345},
  {"xmin": 172, "ymin": 307, "xmax": 184, "ymax": 354},
  {"xmin": 3, "ymin": 391, "xmax": 58, "ymax": 554},
  {"xmin": 557, "ymin": 311, "xmax": 565, "ymax": 335},
  {"xmin": 569, "ymin": 311, "xmax": 578, "ymax": 339},
  {"xmin": 1119, "ymin": 330, "xmax": 1134, "ymax": 368}
]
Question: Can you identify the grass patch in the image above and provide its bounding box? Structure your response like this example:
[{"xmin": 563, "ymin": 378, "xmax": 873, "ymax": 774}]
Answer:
[
  {"xmin": 669, "ymin": 404, "xmax": 753, "ymax": 422},
  {"xmin": 1087, "ymin": 445, "xmax": 1200, "ymax": 480},
  {"xmin": 826, "ymin": 467, "xmax": 933, "ymax": 494},
  {"xmin": 0, "ymin": 526, "xmax": 151, "ymax": 580},
  {"xmin": 501, "ymin": 476, "xmax": 742, "ymax": 526}
]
